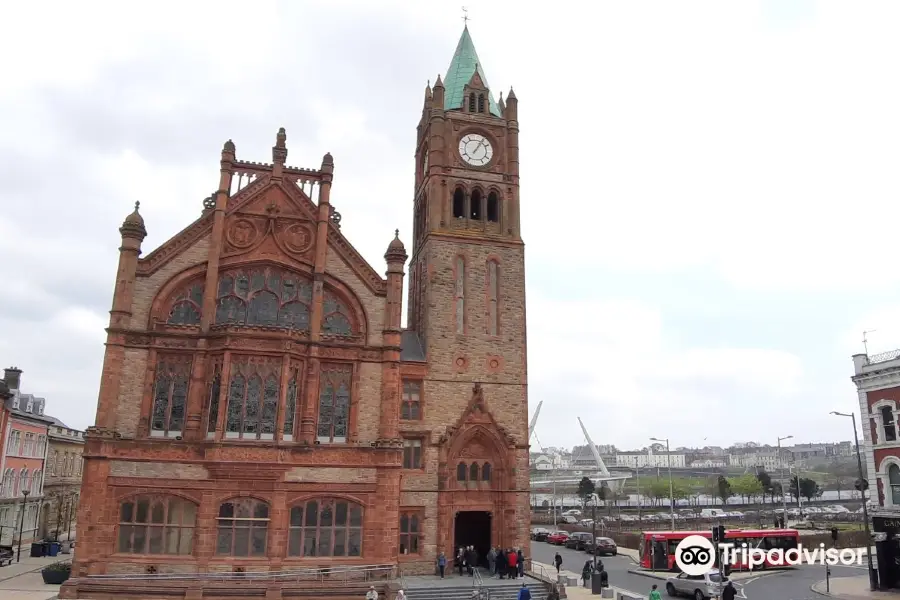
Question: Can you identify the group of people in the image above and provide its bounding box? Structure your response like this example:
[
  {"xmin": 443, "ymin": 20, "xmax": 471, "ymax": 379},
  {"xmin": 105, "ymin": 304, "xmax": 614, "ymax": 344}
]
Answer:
[{"xmin": 440, "ymin": 546, "xmax": 526, "ymax": 579}]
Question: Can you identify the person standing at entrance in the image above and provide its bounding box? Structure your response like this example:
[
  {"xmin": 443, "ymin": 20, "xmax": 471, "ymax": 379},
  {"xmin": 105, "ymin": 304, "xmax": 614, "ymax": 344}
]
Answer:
[
  {"xmin": 438, "ymin": 552, "xmax": 447, "ymax": 579},
  {"xmin": 457, "ymin": 547, "xmax": 465, "ymax": 576},
  {"xmin": 487, "ymin": 547, "xmax": 497, "ymax": 576},
  {"xmin": 517, "ymin": 548, "xmax": 525, "ymax": 579},
  {"xmin": 554, "ymin": 552, "xmax": 562, "ymax": 574},
  {"xmin": 497, "ymin": 548, "xmax": 507, "ymax": 579},
  {"xmin": 507, "ymin": 547, "xmax": 518, "ymax": 579}
]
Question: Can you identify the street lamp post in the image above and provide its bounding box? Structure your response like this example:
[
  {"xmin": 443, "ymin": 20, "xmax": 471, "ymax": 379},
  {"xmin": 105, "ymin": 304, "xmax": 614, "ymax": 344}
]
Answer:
[
  {"xmin": 16, "ymin": 490, "xmax": 30, "ymax": 562},
  {"xmin": 831, "ymin": 411, "xmax": 877, "ymax": 591},
  {"xmin": 650, "ymin": 437, "xmax": 675, "ymax": 530},
  {"xmin": 777, "ymin": 435, "xmax": 793, "ymax": 528},
  {"xmin": 590, "ymin": 493, "xmax": 598, "ymax": 570}
]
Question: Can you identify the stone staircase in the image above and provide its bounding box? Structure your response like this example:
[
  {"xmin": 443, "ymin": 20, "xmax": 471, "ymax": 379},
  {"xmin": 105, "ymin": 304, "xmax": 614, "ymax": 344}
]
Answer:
[{"xmin": 404, "ymin": 580, "xmax": 547, "ymax": 600}]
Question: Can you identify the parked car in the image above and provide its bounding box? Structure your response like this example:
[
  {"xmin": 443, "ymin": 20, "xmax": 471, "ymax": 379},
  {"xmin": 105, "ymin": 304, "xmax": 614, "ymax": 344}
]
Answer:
[
  {"xmin": 547, "ymin": 531, "xmax": 570, "ymax": 545},
  {"xmin": 586, "ymin": 536, "xmax": 617, "ymax": 556},
  {"xmin": 664, "ymin": 570, "xmax": 727, "ymax": 600},
  {"xmin": 565, "ymin": 532, "xmax": 593, "ymax": 550},
  {"xmin": 531, "ymin": 527, "xmax": 550, "ymax": 542}
]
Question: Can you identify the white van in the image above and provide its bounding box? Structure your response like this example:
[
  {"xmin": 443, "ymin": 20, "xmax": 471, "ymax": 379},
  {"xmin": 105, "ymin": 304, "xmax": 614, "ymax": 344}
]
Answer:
[{"xmin": 700, "ymin": 508, "xmax": 727, "ymax": 518}]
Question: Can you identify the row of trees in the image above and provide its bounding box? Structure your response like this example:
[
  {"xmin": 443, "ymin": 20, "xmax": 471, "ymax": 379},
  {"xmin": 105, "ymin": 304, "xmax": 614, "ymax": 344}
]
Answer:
[{"xmin": 575, "ymin": 470, "xmax": 823, "ymax": 509}]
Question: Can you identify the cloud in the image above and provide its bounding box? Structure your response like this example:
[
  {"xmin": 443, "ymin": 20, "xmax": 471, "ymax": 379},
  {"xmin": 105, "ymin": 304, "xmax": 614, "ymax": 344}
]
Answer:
[{"xmin": 2, "ymin": 0, "xmax": 898, "ymax": 447}]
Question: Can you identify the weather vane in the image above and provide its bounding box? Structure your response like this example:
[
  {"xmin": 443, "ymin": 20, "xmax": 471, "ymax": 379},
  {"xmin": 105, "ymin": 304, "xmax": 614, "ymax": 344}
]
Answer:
[{"xmin": 462, "ymin": 6, "xmax": 469, "ymax": 25}]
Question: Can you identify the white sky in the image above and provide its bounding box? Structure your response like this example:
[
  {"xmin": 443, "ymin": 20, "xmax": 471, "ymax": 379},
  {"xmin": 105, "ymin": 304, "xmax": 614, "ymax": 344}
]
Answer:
[{"xmin": 1, "ymin": 0, "xmax": 898, "ymax": 449}]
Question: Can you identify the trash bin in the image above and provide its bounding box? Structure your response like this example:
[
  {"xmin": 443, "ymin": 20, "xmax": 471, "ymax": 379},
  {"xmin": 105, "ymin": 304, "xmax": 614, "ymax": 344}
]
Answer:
[
  {"xmin": 60, "ymin": 541, "xmax": 71, "ymax": 554},
  {"xmin": 30, "ymin": 542, "xmax": 45, "ymax": 557},
  {"xmin": 48, "ymin": 542, "xmax": 60, "ymax": 557},
  {"xmin": 591, "ymin": 573, "xmax": 604, "ymax": 594}
]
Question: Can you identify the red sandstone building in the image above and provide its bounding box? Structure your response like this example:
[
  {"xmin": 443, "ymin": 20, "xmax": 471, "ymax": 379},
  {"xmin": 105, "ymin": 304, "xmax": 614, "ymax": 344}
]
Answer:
[
  {"xmin": 852, "ymin": 349, "xmax": 900, "ymax": 589},
  {"xmin": 65, "ymin": 26, "xmax": 528, "ymax": 597}
]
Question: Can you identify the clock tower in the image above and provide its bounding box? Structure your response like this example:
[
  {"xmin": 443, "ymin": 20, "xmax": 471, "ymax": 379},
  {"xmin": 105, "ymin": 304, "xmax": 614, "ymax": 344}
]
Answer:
[{"xmin": 404, "ymin": 25, "xmax": 530, "ymax": 559}]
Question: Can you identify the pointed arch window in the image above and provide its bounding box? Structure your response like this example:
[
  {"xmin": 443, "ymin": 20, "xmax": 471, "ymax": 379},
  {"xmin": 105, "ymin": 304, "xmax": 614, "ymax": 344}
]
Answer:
[
  {"xmin": 482, "ymin": 462, "xmax": 492, "ymax": 482},
  {"xmin": 322, "ymin": 290, "xmax": 355, "ymax": 337},
  {"xmin": 456, "ymin": 462, "xmax": 467, "ymax": 481},
  {"xmin": 18, "ymin": 469, "xmax": 29, "ymax": 496},
  {"xmin": 167, "ymin": 282, "xmax": 204, "ymax": 326},
  {"xmin": 205, "ymin": 357, "xmax": 223, "ymax": 439},
  {"xmin": 317, "ymin": 364, "xmax": 352, "ymax": 444},
  {"xmin": 150, "ymin": 356, "xmax": 192, "ymax": 437},
  {"xmin": 469, "ymin": 463, "xmax": 479, "ymax": 481},
  {"xmin": 225, "ymin": 358, "xmax": 280, "ymax": 440},
  {"xmin": 118, "ymin": 495, "xmax": 197, "ymax": 555},
  {"xmin": 453, "ymin": 187, "xmax": 466, "ymax": 219},
  {"xmin": 468, "ymin": 93, "xmax": 476, "ymax": 112},
  {"xmin": 470, "ymin": 189, "xmax": 483, "ymax": 220},
  {"xmin": 487, "ymin": 260, "xmax": 500, "ymax": 336},
  {"xmin": 455, "ymin": 257, "xmax": 466, "ymax": 335},
  {"xmin": 0, "ymin": 469, "xmax": 13, "ymax": 497},
  {"xmin": 487, "ymin": 191, "xmax": 499, "ymax": 223},
  {"xmin": 216, "ymin": 498, "xmax": 269, "ymax": 556},
  {"xmin": 31, "ymin": 470, "xmax": 41, "ymax": 494},
  {"xmin": 477, "ymin": 94, "xmax": 485, "ymax": 113}
]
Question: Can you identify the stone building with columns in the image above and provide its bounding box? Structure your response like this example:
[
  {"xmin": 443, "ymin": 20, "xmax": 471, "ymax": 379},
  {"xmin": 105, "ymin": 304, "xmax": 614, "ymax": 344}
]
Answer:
[
  {"xmin": 851, "ymin": 349, "xmax": 900, "ymax": 589},
  {"xmin": 63, "ymin": 25, "xmax": 529, "ymax": 599}
]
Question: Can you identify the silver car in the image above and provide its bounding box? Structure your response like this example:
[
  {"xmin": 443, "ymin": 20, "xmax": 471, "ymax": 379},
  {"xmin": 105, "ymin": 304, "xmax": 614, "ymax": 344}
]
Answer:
[{"xmin": 664, "ymin": 570, "xmax": 727, "ymax": 600}]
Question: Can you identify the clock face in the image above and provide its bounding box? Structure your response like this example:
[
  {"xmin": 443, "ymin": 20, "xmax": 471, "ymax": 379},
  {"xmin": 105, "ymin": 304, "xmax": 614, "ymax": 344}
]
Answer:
[{"xmin": 458, "ymin": 134, "xmax": 494, "ymax": 167}]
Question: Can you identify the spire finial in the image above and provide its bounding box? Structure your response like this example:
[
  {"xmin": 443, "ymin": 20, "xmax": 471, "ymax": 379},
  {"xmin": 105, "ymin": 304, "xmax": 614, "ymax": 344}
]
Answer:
[
  {"xmin": 461, "ymin": 6, "xmax": 469, "ymax": 26},
  {"xmin": 395, "ymin": 229, "xmax": 400, "ymax": 239},
  {"xmin": 134, "ymin": 201, "xmax": 140, "ymax": 211}
]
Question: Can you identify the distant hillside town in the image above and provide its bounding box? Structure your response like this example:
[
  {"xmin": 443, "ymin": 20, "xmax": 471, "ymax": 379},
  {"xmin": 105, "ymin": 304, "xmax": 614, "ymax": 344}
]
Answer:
[{"xmin": 531, "ymin": 440, "xmax": 855, "ymax": 472}]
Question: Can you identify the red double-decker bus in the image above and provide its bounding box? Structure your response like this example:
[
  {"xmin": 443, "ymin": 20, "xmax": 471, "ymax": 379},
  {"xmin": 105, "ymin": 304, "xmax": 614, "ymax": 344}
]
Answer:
[{"xmin": 639, "ymin": 529, "xmax": 800, "ymax": 571}]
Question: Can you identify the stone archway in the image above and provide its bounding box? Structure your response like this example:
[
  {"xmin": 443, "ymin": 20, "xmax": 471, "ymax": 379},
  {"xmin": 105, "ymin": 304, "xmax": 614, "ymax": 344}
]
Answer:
[{"xmin": 436, "ymin": 384, "xmax": 519, "ymax": 557}]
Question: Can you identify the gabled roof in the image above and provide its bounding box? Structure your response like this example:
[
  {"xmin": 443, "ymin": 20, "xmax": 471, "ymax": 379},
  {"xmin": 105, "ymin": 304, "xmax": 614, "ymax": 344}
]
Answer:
[{"xmin": 443, "ymin": 26, "xmax": 501, "ymax": 117}]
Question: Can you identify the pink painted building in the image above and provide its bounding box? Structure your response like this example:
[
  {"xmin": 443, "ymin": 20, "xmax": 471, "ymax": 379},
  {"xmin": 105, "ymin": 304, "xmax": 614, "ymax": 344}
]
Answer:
[{"xmin": 0, "ymin": 367, "xmax": 52, "ymax": 545}]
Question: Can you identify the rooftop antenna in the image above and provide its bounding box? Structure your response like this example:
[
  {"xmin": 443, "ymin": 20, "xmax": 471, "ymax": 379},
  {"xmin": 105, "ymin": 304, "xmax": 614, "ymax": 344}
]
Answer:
[
  {"xmin": 461, "ymin": 6, "xmax": 469, "ymax": 25},
  {"xmin": 863, "ymin": 329, "xmax": 877, "ymax": 355}
]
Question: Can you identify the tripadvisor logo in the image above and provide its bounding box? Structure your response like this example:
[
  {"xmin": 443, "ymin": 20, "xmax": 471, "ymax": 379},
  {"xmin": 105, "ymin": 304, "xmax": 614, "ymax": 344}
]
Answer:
[{"xmin": 674, "ymin": 535, "xmax": 865, "ymax": 575}]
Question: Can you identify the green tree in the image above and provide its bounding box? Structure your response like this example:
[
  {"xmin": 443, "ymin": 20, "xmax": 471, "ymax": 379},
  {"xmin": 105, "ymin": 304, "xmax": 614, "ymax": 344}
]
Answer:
[
  {"xmin": 717, "ymin": 475, "xmax": 732, "ymax": 505},
  {"xmin": 755, "ymin": 470, "xmax": 772, "ymax": 503},
  {"xmin": 577, "ymin": 476, "xmax": 596, "ymax": 510},
  {"xmin": 647, "ymin": 479, "xmax": 670, "ymax": 505},
  {"xmin": 800, "ymin": 477, "xmax": 820, "ymax": 502},
  {"xmin": 730, "ymin": 474, "xmax": 763, "ymax": 503}
]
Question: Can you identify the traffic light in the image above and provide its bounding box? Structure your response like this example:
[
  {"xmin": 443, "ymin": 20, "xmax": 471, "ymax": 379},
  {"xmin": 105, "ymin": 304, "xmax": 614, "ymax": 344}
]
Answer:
[{"xmin": 712, "ymin": 525, "xmax": 726, "ymax": 543}]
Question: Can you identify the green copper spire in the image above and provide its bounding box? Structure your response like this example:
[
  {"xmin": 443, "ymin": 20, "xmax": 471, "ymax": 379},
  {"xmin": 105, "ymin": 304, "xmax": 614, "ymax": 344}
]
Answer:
[{"xmin": 443, "ymin": 26, "xmax": 502, "ymax": 117}]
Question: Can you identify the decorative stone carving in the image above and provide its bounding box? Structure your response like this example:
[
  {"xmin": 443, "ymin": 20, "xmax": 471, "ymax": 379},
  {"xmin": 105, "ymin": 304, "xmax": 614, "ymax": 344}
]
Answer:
[
  {"xmin": 281, "ymin": 222, "xmax": 314, "ymax": 254},
  {"xmin": 226, "ymin": 218, "xmax": 258, "ymax": 249},
  {"xmin": 458, "ymin": 442, "xmax": 487, "ymax": 459}
]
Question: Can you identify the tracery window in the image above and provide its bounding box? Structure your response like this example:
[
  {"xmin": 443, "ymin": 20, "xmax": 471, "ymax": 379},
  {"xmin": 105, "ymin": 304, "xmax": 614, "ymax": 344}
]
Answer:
[
  {"xmin": 225, "ymin": 357, "xmax": 280, "ymax": 440},
  {"xmin": 0, "ymin": 469, "xmax": 13, "ymax": 497},
  {"xmin": 36, "ymin": 435, "xmax": 46, "ymax": 457},
  {"xmin": 118, "ymin": 495, "xmax": 197, "ymax": 555},
  {"xmin": 31, "ymin": 470, "xmax": 41, "ymax": 494},
  {"xmin": 215, "ymin": 266, "xmax": 313, "ymax": 331},
  {"xmin": 487, "ymin": 260, "xmax": 499, "ymax": 336},
  {"xmin": 402, "ymin": 439, "xmax": 422, "ymax": 469},
  {"xmin": 6, "ymin": 431, "xmax": 19, "ymax": 455},
  {"xmin": 482, "ymin": 462, "xmax": 492, "ymax": 482},
  {"xmin": 469, "ymin": 463, "xmax": 479, "ymax": 481},
  {"xmin": 454, "ymin": 257, "xmax": 465, "ymax": 334},
  {"xmin": 401, "ymin": 381, "xmax": 421, "ymax": 420},
  {"xmin": 287, "ymin": 498, "xmax": 363, "ymax": 557},
  {"xmin": 399, "ymin": 512, "xmax": 421, "ymax": 555},
  {"xmin": 167, "ymin": 282, "xmax": 204, "ymax": 326},
  {"xmin": 283, "ymin": 365, "xmax": 301, "ymax": 440},
  {"xmin": 23, "ymin": 433, "xmax": 34, "ymax": 456},
  {"xmin": 470, "ymin": 189, "xmax": 483, "ymax": 220},
  {"xmin": 150, "ymin": 356, "xmax": 192, "ymax": 437},
  {"xmin": 18, "ymin": 469, "xmax": 29, "ymax": 495},
  {"xmin": 205, "ymin": 357, "xmax": 223, "ymax": 439},
  {"xmin": 456, "ymin": 462, "xmax": 467, "ymax": 482},
  {"xmin": 322, "ymin": 290, "xmax": 355, "ymax": 337},
  {"xmin": 317, "ymin": 364, "xmax": 352, "ymax": 443},
  {"xmin": 453, "ymin": 187, "xmax": 466, "ymax": 219},
  {"xmin": 216, "ymin": 498, "xmax": 269, "ymax": 556}
]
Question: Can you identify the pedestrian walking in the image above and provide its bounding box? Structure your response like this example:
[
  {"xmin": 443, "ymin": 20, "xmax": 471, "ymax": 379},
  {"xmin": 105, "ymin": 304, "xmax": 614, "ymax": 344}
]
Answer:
[
  {"xmin": 581, "ymin": 561, "xmax": 592, "ymax": 588},
  {"xmin": 722, "ymin": 581, "xmax": 736, "ymax": 600},
  {"xmin": 438, "ymin": 552, "xmax": 447, "ymax": 579},
  {"xmin": 554, "ymin": 552, "xmax": 562, "ymax": 574},
  {"xmin": 648, "ymin": 584, "xmax": 662, "ymax": 600}
]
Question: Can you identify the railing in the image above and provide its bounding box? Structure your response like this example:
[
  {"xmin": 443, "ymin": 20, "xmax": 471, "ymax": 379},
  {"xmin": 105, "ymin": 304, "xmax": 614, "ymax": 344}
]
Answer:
[
  {"xmin": 472, "ymin": 568, "xmax": 490, "ymax": 600},
  {"xmin": 82, "ymin": 563, "xmax": 396, "ymax": 583},
  {"xmin": 869, "ymin": 349, "xmax": 900, "ymax": 365}
]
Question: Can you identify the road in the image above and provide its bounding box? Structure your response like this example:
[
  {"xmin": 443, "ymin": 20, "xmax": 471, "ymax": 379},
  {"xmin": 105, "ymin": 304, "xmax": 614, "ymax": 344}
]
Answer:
[{"xmin": 530, "ymin": 539, "xmax": 872, "ymax": 599}]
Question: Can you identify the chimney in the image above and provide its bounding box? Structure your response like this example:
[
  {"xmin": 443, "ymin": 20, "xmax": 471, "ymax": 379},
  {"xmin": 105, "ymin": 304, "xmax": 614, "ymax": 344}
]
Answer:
[{"xmin": 4, "ymin": 366, "xmax": 21, "ymax": 391}]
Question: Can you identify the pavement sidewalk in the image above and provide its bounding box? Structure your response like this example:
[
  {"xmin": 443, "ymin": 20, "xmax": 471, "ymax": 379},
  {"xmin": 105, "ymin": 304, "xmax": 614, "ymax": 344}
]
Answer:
[
  {"xmin": 0, "ymin": 534, "xmax": 75, "ymax": 600},
  {"xmin": 530, "ymin": 561, "xmax": 642, "ymax": 599},
  {"xmin": 811, "ymin": 575, "xmax": 898, "ymax": 599}
]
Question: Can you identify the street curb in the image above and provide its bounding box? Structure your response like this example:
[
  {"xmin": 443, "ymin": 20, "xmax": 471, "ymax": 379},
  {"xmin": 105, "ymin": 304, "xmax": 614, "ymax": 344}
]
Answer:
[
  {"xmin": 626, "ymin": 569, "xmax": 666, "ymax": 580},
  {"xmin": 810, "ymin": 581, "xmax": 838, "ymax": 598}
]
